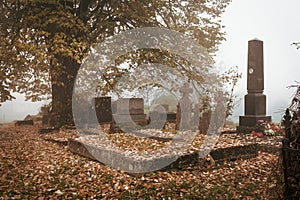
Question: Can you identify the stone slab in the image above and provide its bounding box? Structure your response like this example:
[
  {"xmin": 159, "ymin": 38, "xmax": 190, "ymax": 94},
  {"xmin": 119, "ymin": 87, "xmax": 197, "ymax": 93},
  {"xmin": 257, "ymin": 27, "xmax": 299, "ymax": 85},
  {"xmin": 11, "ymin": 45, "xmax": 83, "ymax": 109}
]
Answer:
[
  {"xmin": 68, "ymin": 137, "xmax": 265, "ymax": 173},
  {"xmin": 210, "ymin": 144, "xmax": 258, "ymax": 161},
  {"xmin": 68, "ymin": 138, "xmax": 179, "ymax": 173},
  {"xmin": 68, "ymin": 138, "xmax": 96, "ymax": 160},
  {"xmin": 238, "ymin": 115, "xmax": 271, "ymax": 132}
]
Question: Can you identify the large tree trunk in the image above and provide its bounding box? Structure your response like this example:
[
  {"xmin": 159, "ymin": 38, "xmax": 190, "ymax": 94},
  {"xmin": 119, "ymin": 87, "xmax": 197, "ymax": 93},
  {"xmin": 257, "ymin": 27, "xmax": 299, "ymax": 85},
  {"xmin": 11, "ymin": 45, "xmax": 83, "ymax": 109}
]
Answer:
[
  {"xmin": 51, "ymin": 59, "xmax": 80, "ymax": 127},
  {"xmin": 47, "ymin": 1, "xmax": 91, "ymax": 128}
]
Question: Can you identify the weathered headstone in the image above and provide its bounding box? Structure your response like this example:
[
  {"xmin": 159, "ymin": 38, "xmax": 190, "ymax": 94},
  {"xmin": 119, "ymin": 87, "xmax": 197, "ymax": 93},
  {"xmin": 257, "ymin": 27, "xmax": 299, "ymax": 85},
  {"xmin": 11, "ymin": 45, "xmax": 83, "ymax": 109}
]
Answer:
[
  {"xmin": 113, "ymin": 98, "xmax": 147, "ymax": 125},
  {"xmin": 175, "ymin": 83, "xmax": 193, "ymax": 130},
  {"xmin": 198, "ymin": 110, "xmax": 212, "ymax": 134},
  {"xmin": 238, "ymin": 39, "xmax": 271, "ymax": 132},
  {"xmin": 148, "ymin": 105, "xmax": 165, "ymax": 129},
  {"xmin": 191, "ymin": 104, "xmax": 200, "ymax": 127}
]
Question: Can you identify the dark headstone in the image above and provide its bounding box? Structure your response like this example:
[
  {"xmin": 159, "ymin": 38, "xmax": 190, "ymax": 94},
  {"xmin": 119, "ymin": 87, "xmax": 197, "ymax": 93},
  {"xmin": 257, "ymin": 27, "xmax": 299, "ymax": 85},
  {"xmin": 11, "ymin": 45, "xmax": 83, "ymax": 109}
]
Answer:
[
  {"xmin": 238, "ymin": 39, "xmax": 271, "ymax": 132},
  {"xmin": 166, "ymin": 112, "xmax": 176, "ymax": 122},
  {"xmin": 198, "ymin": 110, "xmax": 212, "ymax": 134},
  {"xmin": 94, "ymin": 97, "xmax": 113, "ymax": 124},
  {"xmin": 15, "ymin": 120, "xmax": 34, "ymax": 126}
]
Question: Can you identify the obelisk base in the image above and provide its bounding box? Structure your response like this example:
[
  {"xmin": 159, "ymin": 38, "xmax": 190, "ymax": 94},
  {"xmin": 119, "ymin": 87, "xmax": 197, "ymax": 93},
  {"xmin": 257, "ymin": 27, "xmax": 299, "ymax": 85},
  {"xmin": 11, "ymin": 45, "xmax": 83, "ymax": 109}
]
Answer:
[{"xmin": 237, "ymin": 115, "xmax": 271, "ymax": 133}]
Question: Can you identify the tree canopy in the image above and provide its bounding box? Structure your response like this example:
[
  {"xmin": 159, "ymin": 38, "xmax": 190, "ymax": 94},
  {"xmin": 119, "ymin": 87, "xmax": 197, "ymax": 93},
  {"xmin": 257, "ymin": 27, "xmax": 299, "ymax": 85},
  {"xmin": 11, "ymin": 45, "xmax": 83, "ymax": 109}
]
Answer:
[{"xmin": 0, "ymin": 0, "xmax": 231, "ymax": 126}]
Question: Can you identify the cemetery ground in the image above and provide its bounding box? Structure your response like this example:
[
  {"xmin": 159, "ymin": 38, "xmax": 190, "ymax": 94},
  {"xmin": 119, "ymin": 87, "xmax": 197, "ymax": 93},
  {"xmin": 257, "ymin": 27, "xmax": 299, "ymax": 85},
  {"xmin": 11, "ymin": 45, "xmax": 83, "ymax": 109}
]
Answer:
[{"xmin": 0, "ymin": 123, "xmax": 284, "ymax": 199}]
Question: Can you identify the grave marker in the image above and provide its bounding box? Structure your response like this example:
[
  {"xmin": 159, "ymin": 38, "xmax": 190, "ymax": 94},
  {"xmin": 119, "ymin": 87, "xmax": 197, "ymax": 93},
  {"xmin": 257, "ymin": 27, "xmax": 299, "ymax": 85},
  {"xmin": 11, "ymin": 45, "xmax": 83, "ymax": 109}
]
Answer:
[
  {"xmin": 94, "ymin": 97, "xmax": 113, "ymax": 124},
  {"xmin": 238, "ymin": 39, "xmax": 271, "ymax": 132},
  {"xmin": 176, "ymin": 83, "xmax": 193, "ymax": 130},
  {"xmin": 113, "ymin": 98, "xmax": 147, "ymax": 125}
]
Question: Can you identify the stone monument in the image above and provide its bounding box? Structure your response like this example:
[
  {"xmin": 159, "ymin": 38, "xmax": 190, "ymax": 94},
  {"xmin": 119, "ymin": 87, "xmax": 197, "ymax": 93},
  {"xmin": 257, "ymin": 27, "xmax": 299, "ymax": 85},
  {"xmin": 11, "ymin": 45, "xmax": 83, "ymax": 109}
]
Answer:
[
  {"xmin": 94, "ymin": 97, "xmax": 113, "ymax": 124},
  {"xmin": 175, "ymin": 83, "xmax": 193, "ymax": 130},
  {"xmin": 113, "ymin": 98, "xmax": 147, "ymax": 125},
  {"xmin": 238, "ymin": 39, "xmax": 271, "ymax": 132}
]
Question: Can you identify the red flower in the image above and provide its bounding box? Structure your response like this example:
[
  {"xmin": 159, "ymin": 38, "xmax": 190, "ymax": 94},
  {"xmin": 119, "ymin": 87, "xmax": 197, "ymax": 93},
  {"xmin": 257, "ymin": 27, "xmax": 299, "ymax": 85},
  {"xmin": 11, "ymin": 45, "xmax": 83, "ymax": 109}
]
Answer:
[
  {"xmin": 256, "ymin": 132, "xmax": 264, "ymax": 137},
  {"xmin": 251, "ymin": 131, "xmax": 264, "ymax": 137}
]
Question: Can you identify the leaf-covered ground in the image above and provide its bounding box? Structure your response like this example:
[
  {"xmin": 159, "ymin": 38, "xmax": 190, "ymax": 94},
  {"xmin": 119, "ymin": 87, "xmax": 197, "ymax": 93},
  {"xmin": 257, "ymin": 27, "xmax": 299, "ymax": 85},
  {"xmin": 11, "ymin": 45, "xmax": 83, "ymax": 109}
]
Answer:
[{"xmin": 0, "ymin": 124, "xmax": 284, "ymax": 199}]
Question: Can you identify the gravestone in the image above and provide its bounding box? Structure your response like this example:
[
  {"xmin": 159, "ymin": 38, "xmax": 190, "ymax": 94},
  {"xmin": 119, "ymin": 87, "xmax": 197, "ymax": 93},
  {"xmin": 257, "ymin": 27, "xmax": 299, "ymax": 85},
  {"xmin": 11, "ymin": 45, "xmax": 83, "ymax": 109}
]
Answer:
[
  {"xmin": 191, "ymin": 104, "xmax": 200, "ymax": 127},
  {"xmin": 71, "ymin": 97, "xmax": 112, "ymax": 129},
  {"xmin": 238, "ymin": 39, "xmax": 271, "ymax": 132},
  {"xmin": 113, "ymin": 98, "xmax": 147, "ymax": 125},
  {"xmin": 94, "ymin": 97, "xmax": 113, "ymax": 124},
  {"xmin": 148, "ymin": 104, "xmax": 168, "ymax": 129},
  {"xmin": 166, "ymin": 112, "xmax": 176, "ymax": 123},
  {"xmin": 199, "ymin": 110, "xmax": 212, "ymax": 134},
  {"xmin": 175, "ymin": 83, "xmax": 193, "ymax": 130},
  {"xmin": 15, "ymin": 120, "xmax": 34, "ymax": 126}
]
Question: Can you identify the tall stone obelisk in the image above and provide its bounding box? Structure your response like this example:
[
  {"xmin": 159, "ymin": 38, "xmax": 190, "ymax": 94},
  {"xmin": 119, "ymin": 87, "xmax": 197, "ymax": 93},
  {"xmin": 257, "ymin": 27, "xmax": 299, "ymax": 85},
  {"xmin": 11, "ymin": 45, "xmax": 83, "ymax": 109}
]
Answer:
[{"xmin": 238, "ymin": 39, "xmax": 271, "ymax": 132}]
